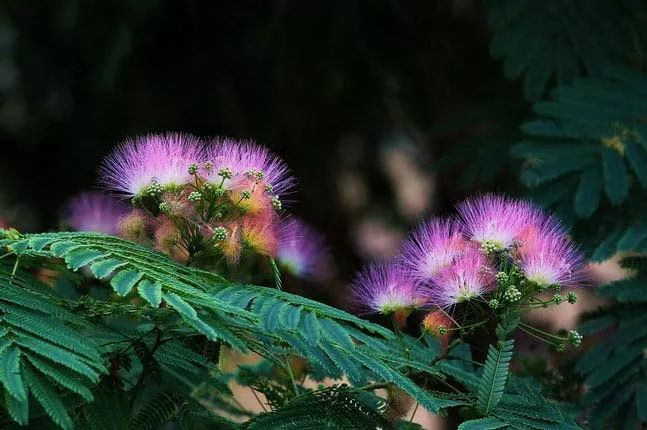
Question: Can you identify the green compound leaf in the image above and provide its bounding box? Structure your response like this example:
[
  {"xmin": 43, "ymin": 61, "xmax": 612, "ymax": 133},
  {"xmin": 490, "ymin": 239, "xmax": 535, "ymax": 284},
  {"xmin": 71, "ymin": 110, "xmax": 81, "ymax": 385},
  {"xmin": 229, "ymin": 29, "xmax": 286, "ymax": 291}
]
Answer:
[{"xmin": 477, "ymin": 339, "xmax": 515, "ymax": 414}]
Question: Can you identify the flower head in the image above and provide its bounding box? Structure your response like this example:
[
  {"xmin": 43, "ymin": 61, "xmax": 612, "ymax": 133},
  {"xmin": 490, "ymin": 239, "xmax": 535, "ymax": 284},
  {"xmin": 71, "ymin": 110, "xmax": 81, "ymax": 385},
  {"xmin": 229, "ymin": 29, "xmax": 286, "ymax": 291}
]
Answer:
[
  {"xmin": 424, "ymin": 246, "xmax": 496, "ymax": 308},
  {"xmin": 205, "ymin": 138, "xmax": 295, "ymax": 199},
  {"xmin": 277, "ymin": 218, "xmax": 331, "ymax": 280},
  {"xmin": 153, "ymin": 218, "xmax": 185, "ymax": 262},
  {"xmin": 457, "ymin": 194, "xmax": 541, "ymax": 252},
  {"xmin": 216, "ymin": 222, "xmax": 243, "ymax": 264},
  {"xmin": 64, "ymin": 192, "xmax": 127, "ymax": 235},
  {"xmin": 351, "ymin": 262, "xmax": 420, "ymax": 316},
  {"xmin": 116, "ymin": 210, "xmax": 150, "ymax": 243},
  {"xmin": 99, "ymin": 133, "xmax": 205, "ymax": 197},
  {"xmin": 514, "ymin": 227, "xmax": 586, "ymax": 289},
  {"xmin": 400, "ymin": 217, "xmax": 467, "ymax": 282},
  {"xmin": 421, "ymin": 310, "xmax": 454, "ymax": 344},
  {"xmin": 241, "ymin": 214, "xmax": 279, "ymax": 257}
]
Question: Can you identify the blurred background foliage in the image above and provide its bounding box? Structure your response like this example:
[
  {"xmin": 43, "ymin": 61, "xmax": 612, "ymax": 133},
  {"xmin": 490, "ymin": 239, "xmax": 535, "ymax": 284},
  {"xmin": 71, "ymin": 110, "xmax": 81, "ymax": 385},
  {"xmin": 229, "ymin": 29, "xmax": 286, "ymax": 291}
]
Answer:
[{"xmin": 0, "ymin": 1, "xmax": 526, "ymax": 287}]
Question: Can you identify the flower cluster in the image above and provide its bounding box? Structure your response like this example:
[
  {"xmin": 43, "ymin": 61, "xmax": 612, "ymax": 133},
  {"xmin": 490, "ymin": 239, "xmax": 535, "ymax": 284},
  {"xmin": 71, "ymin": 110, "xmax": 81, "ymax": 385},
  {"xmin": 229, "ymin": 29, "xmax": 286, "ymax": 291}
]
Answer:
[
  {"xmin": 351, "ymin": 194, "xmax": 586, "ymax": 345},
  {"xmin": 99, "ymin": 133, "xmax": 297, "ymax": 265},
  {"xmin": 64, "ymin": 192, "xmax": 128, "ymax": 235},
  {"xmin": 276, "ymin": 217, "xmax": 332, "ymax": 280}
]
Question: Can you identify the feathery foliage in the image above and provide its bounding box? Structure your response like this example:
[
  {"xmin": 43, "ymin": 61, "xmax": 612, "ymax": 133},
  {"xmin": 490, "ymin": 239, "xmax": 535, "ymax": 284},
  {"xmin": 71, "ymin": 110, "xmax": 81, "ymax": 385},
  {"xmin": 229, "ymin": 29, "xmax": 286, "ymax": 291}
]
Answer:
[
  {"xmin": 575, "ymin": 255, "xmax": 647, "ymax": 429},
  {"xmin": 0, "ymin": 230, "xmax": 463, "ymax": 428},
  {"xmin": 489, "ymin": 0, "xmax": 647, "ymax": 100},
  {"xmin": 512, "ymin": 68, "xmax": 647, "ymax": 219},
  {"xmin": 477, "ymin": 317, "xmax": 518, "ymax": 414},
  {"xmin": 241, "ymin": 385, "xmax": 390, "ymax": 430}
]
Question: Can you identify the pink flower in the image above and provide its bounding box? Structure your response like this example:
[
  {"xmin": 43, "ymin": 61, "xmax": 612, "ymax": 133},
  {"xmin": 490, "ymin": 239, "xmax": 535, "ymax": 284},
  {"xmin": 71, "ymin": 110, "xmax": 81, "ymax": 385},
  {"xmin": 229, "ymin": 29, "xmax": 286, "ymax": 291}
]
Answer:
[
  {"xmin": 64, "ymin": 192, "xmax": 127, "ymax": 235},
  {"xmin": 457, "ymin": 194, "xmax": 542, "ymax": 252},
  {"xmin": 277, "ymin": 218, "xmax": 331, "ymax": 280},
  {"xmin": 351, "ymin": 262, "xmax": 421, "ymax": 315},
  {"xmin": 514, "ymin": 227, "xmax": 585, "ymax": 288},
  {"xmin": 204, "ymin": 138, "xmax": 295, "ymax": 198},
  {"xmin": 424, "ymin": 246, "xmax": 496, "ymax": 308},
  {"xmin": 421, "ymin": 309, "xmax": 454, "ymax": 344},
  {"xmin": 400, "ymin": 217, "xmax": 467, "ymax": 282},
  {"xmin": 99, "ymin": 133, "xmax": 205, "ymax": 196}
]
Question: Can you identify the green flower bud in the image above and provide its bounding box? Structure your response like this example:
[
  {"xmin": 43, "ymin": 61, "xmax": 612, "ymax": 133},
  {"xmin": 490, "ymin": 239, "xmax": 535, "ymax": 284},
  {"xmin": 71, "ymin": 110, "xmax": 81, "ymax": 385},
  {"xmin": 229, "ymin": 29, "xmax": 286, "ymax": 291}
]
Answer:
[
  {"xmin": 212, "ymin": 226, "xmax": 227, "ymax": 242},
  {"xmin": 488, "ymin": 299, "xmax": 500, "ymax": 310},
  {"xmin": 551, "ymin": 283, "xmax": 562, "ymax": 292},
  {"xmin": 503, "ymin": 286, "xmax": 521, "ymax": 303},
  {"xmin": 246, "ymin": 169, "xmax": 264, "ymax": 182},
  {"xmin": 270, "ymin": 195, "xmax": 282, "ymax": 211},
  {"xmin": 568, "ymin": 330, "xmax": 583, "ymax": 348},
  {"xmin": 240, "ymin": 190, "xmax": 252, "ymax": 200},
  {"xmin": 146, "ymin": 181, "xmax": 163, "ymax": 197},
  {"xmin": 555, "ymin": 343, "xmax": 566, "ymax": 353},
  {"xmin": 188, "ymin": 191, "xmax": 202, "ymax": 202},
  {"xmin": 552, "ymin": 294, "xmax": 564, "ymax": 304},
  {"xmin": 496, "ymin": 272, "xmax": 509, "ymax": 284},
  {"xmin": 188, "ymin": 163, "xmax": 198, "ymax": 175},
  {"xmin": 264, "ymin": 183, "xmax": 274, "ymax": 193},
  {"xmin": 158, "ymin": 202, "xmax": 171, "ymax": 213},
  {"xmin": 480, "ymin": 241, "xmax": 501, "ymax": 255},
  {"xmin": 438, "ymin": 326, "xmax": 448, "ymax": 335},
  {"xmin": 218, "ymin": 167, "xmax": 233, "ymax": 179},
  {"xmin": 213, "ymin": 188, "xmax": 225, "ymax": 197},
  {"xmin": 567, "ymin": 292, "xmax": 577, "ymax": 304}
]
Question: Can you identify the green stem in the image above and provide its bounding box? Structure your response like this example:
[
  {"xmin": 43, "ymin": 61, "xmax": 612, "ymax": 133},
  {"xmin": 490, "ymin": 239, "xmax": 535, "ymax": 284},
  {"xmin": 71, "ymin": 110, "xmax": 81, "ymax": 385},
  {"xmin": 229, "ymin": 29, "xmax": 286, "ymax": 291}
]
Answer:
[
  {"xmin": 284, "ymin": 356, "xmax": 300, "ymax": 397},
  {"xmin": 249, "ymin": 388, "xmax": 268, "ymax": 412},
  {"xmin": 391, "ymin": 315, "xmax": 410, "ymax": 360},
  {"xmin": 519, "ymin": 322, "xmax": 567, "ymax": 342},
  {"xmin": 409, "ymin": 402, "xmax": 420, "ymax": 424},
  {"xmin": 518, "ymin": 325, "xmax": 558, "ymax": 345},
  {"xmin": 10, "ymin": 255, "xmax": 21, "ymax": 278}
]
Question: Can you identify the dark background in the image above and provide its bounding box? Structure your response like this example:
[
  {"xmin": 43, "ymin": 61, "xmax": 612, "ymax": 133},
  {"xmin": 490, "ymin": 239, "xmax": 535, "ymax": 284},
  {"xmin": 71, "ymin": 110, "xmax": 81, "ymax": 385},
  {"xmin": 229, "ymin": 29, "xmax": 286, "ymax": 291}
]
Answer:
[{"xmin": 0, "ymin": 1, "xmax": 526, "ymax": 287}]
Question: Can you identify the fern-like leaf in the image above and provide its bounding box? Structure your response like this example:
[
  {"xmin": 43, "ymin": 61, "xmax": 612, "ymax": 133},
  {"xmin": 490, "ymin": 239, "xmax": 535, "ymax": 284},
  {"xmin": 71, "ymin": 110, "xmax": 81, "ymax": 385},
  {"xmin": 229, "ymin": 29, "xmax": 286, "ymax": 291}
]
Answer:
[
  {"xmin": 477, "ymin": 339, "xmax": 514, "ymax": 414},
  {"xmin": 23, "ymin": 364, "xmax": 74, "ymax": 430}
]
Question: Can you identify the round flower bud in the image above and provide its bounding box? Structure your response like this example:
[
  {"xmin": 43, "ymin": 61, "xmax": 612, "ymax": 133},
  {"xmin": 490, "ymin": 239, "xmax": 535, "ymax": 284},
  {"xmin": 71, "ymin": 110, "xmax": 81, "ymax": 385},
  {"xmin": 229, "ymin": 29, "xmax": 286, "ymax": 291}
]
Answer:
[
  {"xmin": 568, "ymin": 330, "xmax": 583, "ymax": 348},
  {"xmin": 146, "ymin": 181, "xmax": 163, "ymax": 197},
  {"xmin": 188, "ymin": 163, "xmax": 198, "ymax": 175},
  {"xmin": 567, "ymin": 291, "xmax": 577, "ymax": 304},
  {"xmin": 488, "ymin": 299, "xmax": 500, "ymax": 309},
  {"xmin": 552, "ymin": 294, "xmax": 564, "ymax": 304},
  {"xmin": 240, "ymin": 190, "xmax": 252, "ymax": 200},
  {"xmin": 218, "ymin": 167, "xmax": 233, "ymax": 179},
  {"xmin": 188, "ymin": 191, "xmax": 202, "ymax": 202},
  {"xmin": 213, "ymin": 188, "xmax": 225, "ymax": 197},
  {"xmin": 496, "ymin": 272, "xmax": 509, "ymax": 284},
  {"xmin": 480, "ymin": 240, "xmax": 501, "ymax": 255},
  {"xmin": 212, "ymin": 226, "xmax": 228, "ymax": 242},
  {"xmin": 246, "ymin": 169, "xmax": 264, "ymax": 182},
  {"xmin": 270, "ymin": 195, "xmax": 282, "ymax": 211},
  {"xmin": 503, "ymin": 286, "xmax": 521, "ymax": 303},
  {"xmin": 158, "ymin": 202, "xmax": 171, "ymax": 214},
  {"xmin": 264, "ymin": 184, "xmax": 274, "ymax": 194},
  {"xmin": 555, "ymin": 343, "xmax": 566, "ymax": 353}
]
